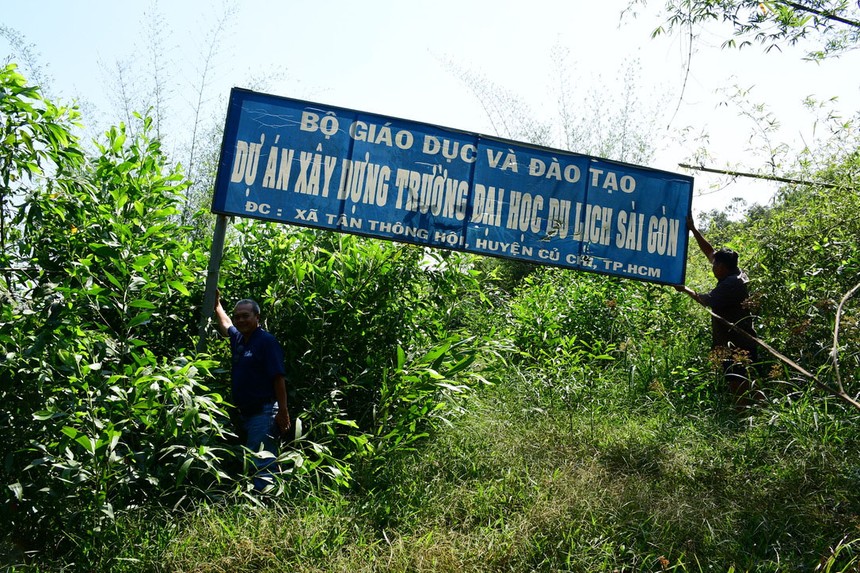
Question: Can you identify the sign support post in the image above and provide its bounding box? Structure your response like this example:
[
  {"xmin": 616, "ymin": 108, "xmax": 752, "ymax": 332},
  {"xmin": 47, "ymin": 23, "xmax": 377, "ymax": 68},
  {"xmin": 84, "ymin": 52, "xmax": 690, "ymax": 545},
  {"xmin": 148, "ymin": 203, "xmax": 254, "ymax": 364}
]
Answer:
[{"xmin": 197, "ymin": 213, "xmax": 229, "ymax": 353}]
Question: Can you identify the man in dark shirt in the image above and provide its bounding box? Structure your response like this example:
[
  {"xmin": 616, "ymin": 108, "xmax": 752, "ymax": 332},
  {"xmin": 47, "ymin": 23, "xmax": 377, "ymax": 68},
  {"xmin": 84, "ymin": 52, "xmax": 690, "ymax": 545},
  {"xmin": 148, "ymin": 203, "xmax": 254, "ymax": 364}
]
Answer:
[
  {"xmin": 214, "ymin": 290, "xmax": 290, "ymax": 490},
  {"xmin": 675, "ymin": 216, "xmax": 761, "ymax": 405}
]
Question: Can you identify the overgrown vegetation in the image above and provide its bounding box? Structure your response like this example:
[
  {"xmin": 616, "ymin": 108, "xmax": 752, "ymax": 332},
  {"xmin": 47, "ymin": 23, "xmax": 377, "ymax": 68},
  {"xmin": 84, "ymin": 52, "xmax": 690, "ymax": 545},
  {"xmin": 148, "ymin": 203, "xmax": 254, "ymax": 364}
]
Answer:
[
  {"xmin": 1, "ymin": 23, "xmax": 859, "ymax": 570},
  {"xmin": 628, "ymin": 0, "xmax": 860, "ymax": 61}
]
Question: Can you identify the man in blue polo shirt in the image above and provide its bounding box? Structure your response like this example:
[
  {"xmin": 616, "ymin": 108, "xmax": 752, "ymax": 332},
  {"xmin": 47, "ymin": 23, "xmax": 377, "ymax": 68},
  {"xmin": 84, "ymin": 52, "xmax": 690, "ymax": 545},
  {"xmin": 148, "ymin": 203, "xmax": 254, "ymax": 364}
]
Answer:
[{"xmin": 214, "ymin": 290, "xmax": 290, "ymax": 489}]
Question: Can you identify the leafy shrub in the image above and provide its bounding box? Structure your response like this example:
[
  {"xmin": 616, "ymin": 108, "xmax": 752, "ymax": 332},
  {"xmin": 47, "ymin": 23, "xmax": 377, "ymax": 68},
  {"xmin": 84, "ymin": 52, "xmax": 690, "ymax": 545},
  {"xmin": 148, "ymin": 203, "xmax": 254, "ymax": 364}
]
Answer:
[
  {"xmin": 213, "ymin": 224, "xmax": 493, "ymax": 447},
  {"xmin": 746, "ymin": 181, "xmax": 860, "ymax": 373},
  {"xmin": 0, "ymin": 72, "xmax": 235, "ymax": 566}
]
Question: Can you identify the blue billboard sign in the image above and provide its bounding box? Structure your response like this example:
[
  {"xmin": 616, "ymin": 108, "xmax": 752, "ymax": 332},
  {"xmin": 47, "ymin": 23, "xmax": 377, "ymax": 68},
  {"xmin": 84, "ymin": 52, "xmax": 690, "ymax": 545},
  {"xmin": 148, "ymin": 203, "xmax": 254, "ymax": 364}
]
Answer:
[{"xmin": 212, "ymin": 88, "xmax": 693, "ymax": 284}]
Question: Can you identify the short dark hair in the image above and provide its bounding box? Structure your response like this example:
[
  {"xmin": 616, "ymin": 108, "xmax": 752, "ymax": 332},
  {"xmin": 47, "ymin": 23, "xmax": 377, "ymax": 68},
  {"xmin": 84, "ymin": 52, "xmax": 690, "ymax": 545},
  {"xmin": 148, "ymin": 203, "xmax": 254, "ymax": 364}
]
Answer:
[
  {"xmin": 713, "ymin": 248, "xmax": 739, "ymax": 271},
  {"xmin": 234, "ymin": 299, "xmax": 261, "ymax": 315}
]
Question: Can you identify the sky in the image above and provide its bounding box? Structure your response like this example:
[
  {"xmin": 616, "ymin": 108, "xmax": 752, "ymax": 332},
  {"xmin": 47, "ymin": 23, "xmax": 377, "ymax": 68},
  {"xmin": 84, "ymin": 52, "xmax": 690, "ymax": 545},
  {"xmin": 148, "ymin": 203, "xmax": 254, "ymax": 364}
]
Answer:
[{"xmin": 2, "ymin": 0, "xmax": 859, "ymax": 216}]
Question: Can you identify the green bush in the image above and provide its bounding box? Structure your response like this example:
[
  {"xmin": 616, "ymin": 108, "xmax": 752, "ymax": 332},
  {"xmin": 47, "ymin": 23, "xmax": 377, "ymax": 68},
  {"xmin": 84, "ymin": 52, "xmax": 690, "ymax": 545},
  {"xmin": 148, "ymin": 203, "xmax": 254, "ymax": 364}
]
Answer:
[
  {"xmin": 0, "ymin": 69, "xmax": 236, "ymax": 566},
  {"xmin": 746, "ymin": 181, "xmax": 860, "ymax": 373},
  {"xmin": 213, "ymin": 224, "xmax": 494, "ymax": 451}
]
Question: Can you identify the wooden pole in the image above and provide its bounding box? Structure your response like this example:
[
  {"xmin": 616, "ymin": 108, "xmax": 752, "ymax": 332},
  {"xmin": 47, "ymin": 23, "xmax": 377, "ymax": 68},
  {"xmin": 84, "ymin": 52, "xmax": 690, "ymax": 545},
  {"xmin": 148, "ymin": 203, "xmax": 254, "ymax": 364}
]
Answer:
[
  {"xmin": 678, "ymin": 163, "xmax": 839, "ymax": 189},
  {"xmin": 197, "ymin": 214, "xmax": 229, "ymax": 353}
]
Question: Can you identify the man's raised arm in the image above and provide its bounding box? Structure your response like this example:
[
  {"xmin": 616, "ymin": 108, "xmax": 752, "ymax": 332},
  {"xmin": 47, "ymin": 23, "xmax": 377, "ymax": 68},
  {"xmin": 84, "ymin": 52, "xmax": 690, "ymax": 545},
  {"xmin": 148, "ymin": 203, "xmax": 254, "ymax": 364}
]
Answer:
[
  {"xmin": 688, "ymin": 215, "xmax": 715, "ymax": 264},
  {"xmin": 213, "ymin": 289, "xmax": 232, "ymax": 337}
]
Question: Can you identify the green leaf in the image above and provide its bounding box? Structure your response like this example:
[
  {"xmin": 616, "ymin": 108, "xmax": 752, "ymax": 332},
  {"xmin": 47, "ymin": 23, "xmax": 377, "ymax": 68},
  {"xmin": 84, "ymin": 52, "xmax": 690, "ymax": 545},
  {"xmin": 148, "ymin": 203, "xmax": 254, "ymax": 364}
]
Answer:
[
  {"xmin": 104, "ymin": 270, "xmax": 123, "ymax": 290},
  {"xmin": 168, "ymin": 280, "xmax": 190, "ymax": 296},
  {"xmin": 425, "ymin": 341, "xmax": 452, "ymax": 369},
  {"xmin": 445, "ymin": 354, "xmax": 476, "ymax": 376},
  {"xmin": 89, "ymin": 243, "xmax": 118, "ymax": 258},
  {"xmin": 61, "ymin": 426, "xmax": 79, "ymax": 439},
  {"xmin": 396, "ymin": 346, "xmax": 406, "ymax": 370},
  {"xmin": 76, "ymin": 434, "xmax": 95, "ymax": 454},
  {"xmin": 176, "ymin": 457, "xmax": 194, "ymax": 486},
  {"xmin": 111, "ymin": 130, "xmax": 126, "ymax": 153},
  {"xmin": 128, "ymin": 312, "xmax": 152, "ymax": 328}
]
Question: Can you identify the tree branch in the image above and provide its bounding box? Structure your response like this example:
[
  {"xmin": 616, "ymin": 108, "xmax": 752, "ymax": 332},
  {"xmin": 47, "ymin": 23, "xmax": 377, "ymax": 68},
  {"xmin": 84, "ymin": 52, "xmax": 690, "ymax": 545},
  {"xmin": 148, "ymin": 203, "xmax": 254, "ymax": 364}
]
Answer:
[
  {"xmin": 831, "ymin": 281, "xmax": 860, "ymax": 394},
  {"xmin": 666, "ymin": 9, "xmax": 695, "ymax": 130},
  {"xmin": 701, "ymin": 301, "xmax": 860, "ymax": 412},
  {"xmin": 774, "ymin": 1, "xmax": 860, "ymax": 29},
  {"xmin": 679, "ymin": 163, "xmax": 841, "ymax": 188}
]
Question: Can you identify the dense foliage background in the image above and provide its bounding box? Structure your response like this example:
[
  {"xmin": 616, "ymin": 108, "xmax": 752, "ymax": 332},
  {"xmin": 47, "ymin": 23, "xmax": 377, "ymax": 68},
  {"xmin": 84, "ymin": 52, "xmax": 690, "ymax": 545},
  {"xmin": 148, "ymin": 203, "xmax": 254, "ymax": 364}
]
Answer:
[{"xmin": 1, "ymin": 36, "xmax": 859, "ymax": 572}]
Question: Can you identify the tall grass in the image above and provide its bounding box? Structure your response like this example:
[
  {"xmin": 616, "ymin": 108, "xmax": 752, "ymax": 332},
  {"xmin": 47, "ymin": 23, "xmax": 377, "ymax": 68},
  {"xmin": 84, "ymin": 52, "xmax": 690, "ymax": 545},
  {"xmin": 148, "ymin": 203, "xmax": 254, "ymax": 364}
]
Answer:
[
  {"xmin": 101, "ymin": 343, "xmax": 855, "ymax": 573},
  {"xmin": 6, "ymin": 276, "xmax": 857, "ymax": 572},
  {"xmin": 9, "ymin": 270, "xmax": 857, "ymax": 573}
]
